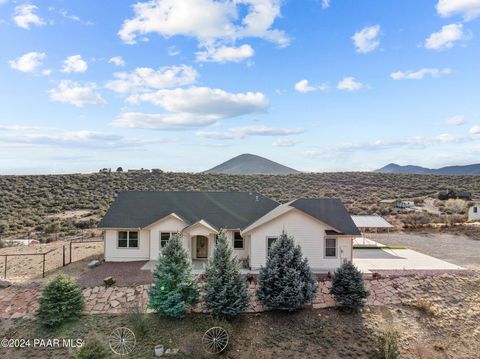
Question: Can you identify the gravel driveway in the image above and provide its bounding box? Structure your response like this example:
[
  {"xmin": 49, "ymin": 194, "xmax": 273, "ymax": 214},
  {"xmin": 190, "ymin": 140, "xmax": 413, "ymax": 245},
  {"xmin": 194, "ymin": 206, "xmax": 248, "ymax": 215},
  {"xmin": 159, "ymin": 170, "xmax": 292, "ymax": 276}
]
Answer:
[{"xmin": 371, "ymin": 232, "xmax": 480, "ymax": 270}]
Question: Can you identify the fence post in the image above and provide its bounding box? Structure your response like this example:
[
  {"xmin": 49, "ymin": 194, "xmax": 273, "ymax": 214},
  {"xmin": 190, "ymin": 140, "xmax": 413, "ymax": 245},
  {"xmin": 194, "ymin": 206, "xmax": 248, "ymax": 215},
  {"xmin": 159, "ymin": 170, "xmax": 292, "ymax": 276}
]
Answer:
[
  {"xmin": 3, "ymin": 255, "xmax": 7, "ymax": 279},
  {"xmin": 70, "ymin": 240, "xmax": 72, "ymax": 264},
  {"xmin": 42, "ymin": 253, "xmax": 46, "ymax": 278},
  {"xmin": 63, "ymin": 245, "xmax": 66, "ymax": 267}
]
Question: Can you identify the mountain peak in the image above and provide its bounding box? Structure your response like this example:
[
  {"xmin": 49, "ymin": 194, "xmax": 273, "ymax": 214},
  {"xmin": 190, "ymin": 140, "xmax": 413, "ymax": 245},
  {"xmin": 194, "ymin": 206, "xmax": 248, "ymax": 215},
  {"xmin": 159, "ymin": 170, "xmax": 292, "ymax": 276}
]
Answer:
[{"xmin": 204, "ymin": 154, "xmax": 299, "ymax": 174}]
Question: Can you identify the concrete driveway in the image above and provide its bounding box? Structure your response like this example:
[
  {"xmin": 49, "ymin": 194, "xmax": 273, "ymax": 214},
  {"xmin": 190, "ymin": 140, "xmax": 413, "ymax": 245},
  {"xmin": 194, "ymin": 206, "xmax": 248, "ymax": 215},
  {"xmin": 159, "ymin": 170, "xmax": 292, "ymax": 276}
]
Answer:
[{"xmin": 353, "ymin": 247, "xmax": 463, "ymax": 273}]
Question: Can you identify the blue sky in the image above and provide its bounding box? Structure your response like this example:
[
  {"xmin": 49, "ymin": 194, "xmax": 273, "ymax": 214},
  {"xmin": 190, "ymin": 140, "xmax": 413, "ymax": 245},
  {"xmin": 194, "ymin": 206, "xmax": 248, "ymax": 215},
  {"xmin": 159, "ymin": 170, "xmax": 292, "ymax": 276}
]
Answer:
[{"xmin": 1, "ymin": 0, "xmax": 480, "ymax": 174}]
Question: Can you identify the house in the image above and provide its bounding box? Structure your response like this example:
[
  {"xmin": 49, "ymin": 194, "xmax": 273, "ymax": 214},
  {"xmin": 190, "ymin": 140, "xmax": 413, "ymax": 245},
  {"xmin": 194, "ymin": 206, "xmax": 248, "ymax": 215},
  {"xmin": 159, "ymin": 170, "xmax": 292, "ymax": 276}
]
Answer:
[
  {"xmin": 396, "ymin": 200, "xmax": 415, "ymax": 209},
  {"xmin": 468, "ymin": 204, "xmax": 480, "ymax": 221},
  {"xmin": 98, "ymin": 191, "xmax": 360, "ymax": 272},
  {"xmin": 438, "ymin": 189, "xmax": 472, "ymax": 201}
]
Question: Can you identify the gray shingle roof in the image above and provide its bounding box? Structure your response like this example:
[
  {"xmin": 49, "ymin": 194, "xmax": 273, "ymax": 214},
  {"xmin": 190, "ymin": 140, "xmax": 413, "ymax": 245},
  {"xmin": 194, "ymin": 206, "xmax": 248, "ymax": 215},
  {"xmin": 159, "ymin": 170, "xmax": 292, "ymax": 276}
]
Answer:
[
  {"xmin": 290, "ymin": 198, "xmax": 361, "ymax": 236},
  {"xmin": 98, "ymin": 191, "xmax": 279, "ymax": 230}
]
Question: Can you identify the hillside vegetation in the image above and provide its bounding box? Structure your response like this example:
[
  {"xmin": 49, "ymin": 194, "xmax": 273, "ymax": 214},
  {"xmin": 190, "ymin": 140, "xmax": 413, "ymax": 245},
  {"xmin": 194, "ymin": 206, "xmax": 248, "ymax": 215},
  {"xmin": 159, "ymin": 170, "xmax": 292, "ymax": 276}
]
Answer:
[{"xmin": 0, "ymin": 171, "xmax": 479, "ymax": 237}]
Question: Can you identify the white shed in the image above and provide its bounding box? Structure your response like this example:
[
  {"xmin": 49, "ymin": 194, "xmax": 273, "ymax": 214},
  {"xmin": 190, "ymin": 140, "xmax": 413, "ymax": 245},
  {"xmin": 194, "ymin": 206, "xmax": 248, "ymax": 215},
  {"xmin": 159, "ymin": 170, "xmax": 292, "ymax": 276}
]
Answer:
[{"xmin": 468, "ymin": 204, "xmax": 480, "ymax": 221}]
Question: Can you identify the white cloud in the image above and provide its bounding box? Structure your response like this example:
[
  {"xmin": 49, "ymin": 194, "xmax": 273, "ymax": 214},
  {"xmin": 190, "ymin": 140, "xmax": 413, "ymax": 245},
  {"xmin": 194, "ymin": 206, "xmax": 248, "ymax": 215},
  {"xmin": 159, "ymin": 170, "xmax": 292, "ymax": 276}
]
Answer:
[
  {"xmin": 167, "ymin": 46, "xmax": 180, "ymax": 56},
  {"xmin": 106, "ymin": 65, "xmax": 198, "ymax": 94},
  {"xmin": 390, "ymin": 67, "xmax": 451, "ymax": 80},
  {"xmin": 322, "ymin": 0, "xmax": 330, "ymax": 9},
  {"xmin": 108, "ymin": 56, "xmax": 126, "ymax": 67},
  {"xmin": 118, "ymin": 0, "xmax": 289, "ymax": 47},
  {"xmin": 127, "ymin": 86, "xmax": 269, "ymax": 119},
  {"xmin": 437, "ymin": 0, "xmax": 480, "ymax": 21},
  {"xmin": 272, "ymin": 138, "xmax": 299, "ymax": 147},
  {"xmin": 9, "ymin": 52, "xmax": 46, "ymax": 73},
  {"xmin": 61, "ymin": 55, "xmax": 88, "ymax": 73},
  {"xmin": 112, "ymin": 112, "xmax": 216, "ymax": 130},
  {"xmin": 469, "ymin": 125, "xmax": 480, "ymax": 135},
  {"xmin": 196, "ymin": 44, "xmax": 254, "ymax": 63},
  {"xmin": 13, "ymin": 4, "xmax": 45, "ymax": 29},
  {"xmin": 425, "ymin": 23, "xmax": 465, "ymax": 50},
  {"xmin": 48, "ymin": 80, "xmax": 106, "ymax": 107},
  {"xmin": 0, "ymin": 129, "xmax": 156, "ymax": 149},
  {"xmin": 352, "ymin": 25, "xmax": 380, "ymax": 53},
  {"xmin": 337, "ymin": 77, "xmax": 363, "ymax": 91},
  {"xmin": 196, "ymin": 125, "xmax": 304, "ymax": 139},
  {"xmin": 58, "ymin": 9, "xmax": 93, "ymax": 26},
  {"xmin": 0, "ymin": 0, "xmax": 9, "ymax": 5},
  {"xmin": 294, "ymin": 79, "xmax": 329, "ymax": 93},
  {"xmin": 444, "ymin": 115, "xmax": 466, "ymax": 126}
]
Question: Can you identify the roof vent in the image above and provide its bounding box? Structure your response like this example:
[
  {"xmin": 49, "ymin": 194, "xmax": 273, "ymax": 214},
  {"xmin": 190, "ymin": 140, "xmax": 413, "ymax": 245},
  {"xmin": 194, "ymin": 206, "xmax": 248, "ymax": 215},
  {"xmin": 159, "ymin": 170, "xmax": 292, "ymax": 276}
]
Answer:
[{"xmin": 255, "ymin": 195, "xmax": 259, "ymax": 202}]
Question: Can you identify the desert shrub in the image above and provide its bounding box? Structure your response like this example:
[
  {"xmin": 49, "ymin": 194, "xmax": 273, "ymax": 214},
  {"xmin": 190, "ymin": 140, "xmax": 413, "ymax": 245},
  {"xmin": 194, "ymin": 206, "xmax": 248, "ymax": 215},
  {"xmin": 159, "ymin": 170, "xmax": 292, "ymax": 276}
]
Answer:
[
  {"xmin": 374, "ymin": 328, "xmax": 400, "ymax": 359},
  {"xmin": 204, "ymin": 231, "xmax": 248, "ymax": 319},
  {"xmin": 330, "ymin": 261, "xmax": 369, "ymax": 310},
  {"xmin": 256, "ymin": 233, "xmax": 317, "ymax": 311},
  {"xmin": 148, "ymin": 233, "xmax": 198, "ymax": 318},
  {"xmin": 128, "ymin": 304, "xmax": 150, "ymax": 336},
  {"xmin": 410, "ymin": 298, "xmax": 438, "ymax": 316},
  {"xmin": 445, "ymin": 199, "xmax": 467, "ymax": 214},
  {"xmin": 75, "ymin": 336, "xmax": 108, "ymax": 359},
  {"xmin": 37, "ymin": 273, "xmax": 84, "ymax": 328}
]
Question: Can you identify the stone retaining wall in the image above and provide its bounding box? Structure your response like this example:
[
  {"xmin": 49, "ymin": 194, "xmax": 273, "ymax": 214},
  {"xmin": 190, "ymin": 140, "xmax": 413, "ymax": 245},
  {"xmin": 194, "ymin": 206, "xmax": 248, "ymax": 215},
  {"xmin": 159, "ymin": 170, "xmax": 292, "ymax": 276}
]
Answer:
[{"xmin": 1, "ymin": 272, "xmax": 475, "ymax": 319}]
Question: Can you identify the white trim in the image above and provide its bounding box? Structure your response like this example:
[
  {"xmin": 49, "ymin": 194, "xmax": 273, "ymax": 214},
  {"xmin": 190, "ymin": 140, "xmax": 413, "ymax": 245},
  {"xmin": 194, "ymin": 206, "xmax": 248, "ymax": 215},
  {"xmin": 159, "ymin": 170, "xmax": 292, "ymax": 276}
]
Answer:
[
  {"xmin": 142, "ymin": 213, "xmax": 187, "ymax": 230},
  {"xmin": 117, "ymin": 230, "xmax": 140, "ymax": 249},
  {"xmin": 182, "ymin": 219, "xmax": 218, "ymax": 234}
]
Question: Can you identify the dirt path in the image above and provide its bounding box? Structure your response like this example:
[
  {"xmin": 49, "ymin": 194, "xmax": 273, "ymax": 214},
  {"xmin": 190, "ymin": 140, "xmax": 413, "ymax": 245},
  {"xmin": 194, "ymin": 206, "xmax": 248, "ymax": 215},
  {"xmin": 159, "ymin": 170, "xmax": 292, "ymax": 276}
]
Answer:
[{"xmin": 372, "ymin": 232, "xmax": 480, "ymax": 270}]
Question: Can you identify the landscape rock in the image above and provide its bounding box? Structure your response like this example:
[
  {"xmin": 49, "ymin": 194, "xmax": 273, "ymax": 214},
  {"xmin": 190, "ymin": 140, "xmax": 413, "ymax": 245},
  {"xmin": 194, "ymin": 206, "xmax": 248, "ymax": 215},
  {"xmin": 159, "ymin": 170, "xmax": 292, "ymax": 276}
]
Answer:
[
  {"xmin": 104, "ymin": 276, "xmax": 116, "ymax": 287},
  {"xmin": 87, "ymin": 260, "xmax": 100, "ymax": 268},
  {"xmin": 0, "ymin": 280, "xmax": 12, "ymax": 288}
]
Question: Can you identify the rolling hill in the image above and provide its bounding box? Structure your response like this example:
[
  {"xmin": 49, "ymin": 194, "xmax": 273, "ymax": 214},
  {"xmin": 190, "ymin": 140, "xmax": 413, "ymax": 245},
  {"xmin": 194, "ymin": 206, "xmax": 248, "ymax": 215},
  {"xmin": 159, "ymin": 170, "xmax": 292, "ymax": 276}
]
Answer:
[
  {"xmin": 204, "ymin": 154, "xmax": 300, "ymax": 174},
  {"xmin": 375, "ymin": 163, "xmax": 480, "ymax": 175}
]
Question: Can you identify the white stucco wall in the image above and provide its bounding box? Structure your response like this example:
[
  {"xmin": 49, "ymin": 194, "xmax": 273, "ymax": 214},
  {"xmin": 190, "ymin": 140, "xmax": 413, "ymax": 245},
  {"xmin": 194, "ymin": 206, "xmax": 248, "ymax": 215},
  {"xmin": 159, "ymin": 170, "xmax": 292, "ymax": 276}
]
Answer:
[
  {"xmin": 104, "ymin": 229, "xmax": 150, "ymax": 262},
  {"xmin": 247, "ymin": 210, "xmax": 353, "ymax": 271}
]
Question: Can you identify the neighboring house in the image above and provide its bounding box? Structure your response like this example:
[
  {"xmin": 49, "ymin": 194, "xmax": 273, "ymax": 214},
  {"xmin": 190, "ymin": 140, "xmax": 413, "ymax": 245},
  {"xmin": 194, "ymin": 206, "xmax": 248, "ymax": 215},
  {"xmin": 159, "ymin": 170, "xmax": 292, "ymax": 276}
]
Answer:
[
  {"xmin": 438, "ymin": 189, "xmax": 472, "ymax": 201},
  {"xmin": 396, "ymin": 200, "xmax": 415, "ymax": 209},
  {"xmin": 98, "ymin": 191, "xmax": 360, "ymax": 272},
  {"xmin": 468, "ymin": 204, "xmax": 480, "ymax": 221}
]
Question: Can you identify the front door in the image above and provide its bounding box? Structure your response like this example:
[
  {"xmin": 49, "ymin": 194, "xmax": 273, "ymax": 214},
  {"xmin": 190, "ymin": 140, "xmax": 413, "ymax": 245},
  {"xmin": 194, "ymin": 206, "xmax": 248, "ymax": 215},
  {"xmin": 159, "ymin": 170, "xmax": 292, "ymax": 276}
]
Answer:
[{"xmin": 196, "ymin": 236, "xmax": 208, "ymax": 258}]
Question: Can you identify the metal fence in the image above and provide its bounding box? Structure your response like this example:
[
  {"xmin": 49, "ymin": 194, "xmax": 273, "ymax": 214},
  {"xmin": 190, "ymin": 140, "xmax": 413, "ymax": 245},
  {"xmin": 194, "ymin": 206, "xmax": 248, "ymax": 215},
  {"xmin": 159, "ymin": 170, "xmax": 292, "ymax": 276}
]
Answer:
[{"xmin": 1, "ymin": 239, "xmax": 103, "ymax": 280}]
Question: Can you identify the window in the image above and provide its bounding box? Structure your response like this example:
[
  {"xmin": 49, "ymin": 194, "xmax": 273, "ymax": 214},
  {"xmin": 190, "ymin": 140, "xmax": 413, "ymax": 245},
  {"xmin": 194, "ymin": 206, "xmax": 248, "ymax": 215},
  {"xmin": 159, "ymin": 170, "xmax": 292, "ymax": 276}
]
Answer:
[
  {"xmin": 160, "ymin": 232, "xmax": 171, "ymax": 248},
  {"xmin": 267, "ymin": 237, "xmax": 278, "ymax": 255},
  {"xmin": 474, "ymin": 207, "xmax": 478, "ymax": 213},
  {"xmin": 118, "ymin": 231, "xmax": 139, "ymax": 248},
  {"xmin": 233, "ymin": 232, "xmax": 244, "ymax": 249},
  {"xmin": 325, "ymin": 238, "xmax": 337, "ymax": 257}
]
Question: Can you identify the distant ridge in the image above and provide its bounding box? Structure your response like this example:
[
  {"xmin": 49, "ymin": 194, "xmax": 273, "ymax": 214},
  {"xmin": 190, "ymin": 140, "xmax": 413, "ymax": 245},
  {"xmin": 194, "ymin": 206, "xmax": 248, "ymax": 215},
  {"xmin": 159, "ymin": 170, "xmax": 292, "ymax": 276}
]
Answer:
[
  {"xmin": 374, "ymin": 163, "xmax": 480, "ymax": 175},
  {"xmin": 204, "ymin": 154, "xmax": 299, "ymax": 174}
]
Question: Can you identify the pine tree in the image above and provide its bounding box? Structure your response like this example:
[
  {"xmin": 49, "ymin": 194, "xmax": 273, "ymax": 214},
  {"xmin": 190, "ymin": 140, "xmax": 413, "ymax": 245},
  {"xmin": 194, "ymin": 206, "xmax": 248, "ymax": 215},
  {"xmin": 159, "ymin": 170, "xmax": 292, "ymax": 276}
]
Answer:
[
  {"xmin": 204, "ymin": 231, "xmax": 248, "ymax": 319},
  {"xmin": 256, "ymin": 233, "xmax": 317, "ymax": 311},
  {"xmin": 330, "ymin": 261, "xmax": 369, "ymax": 310},
  {"xmin": 148, "ymin": 233, "xmax": 198, "ymax": 318},
  {"xmin": 37, "ymin": 273, "xmax": 84, "ymax": 328}
]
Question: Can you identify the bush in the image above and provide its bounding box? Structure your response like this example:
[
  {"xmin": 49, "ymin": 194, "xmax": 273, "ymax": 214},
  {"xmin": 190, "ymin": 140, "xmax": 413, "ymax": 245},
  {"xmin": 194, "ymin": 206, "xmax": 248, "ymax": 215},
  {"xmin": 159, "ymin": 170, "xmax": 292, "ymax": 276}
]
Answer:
[
  {"xmin": 37, "ymin": 273, "xmax": 84, "ymax": 328},
  {"xmin": 128, "ymin": 304, "xmax": 150, "ymax": 336},
  {"xmin": 76, "ymin": 337, "xmax": 108, "ymax": 359},
  {"xmin": 330, "ymin": 261, "xmax": 369, "ymax": 310},
  {"xmin": 256, "ymin": 233, "xmax": 317, "ymax": 311},
  {"xmin": 148, "ymin": 233, "xmax": 198, "ymax": 318},
  {"xmin": 374, "ymin": 328, "xmax": 400, "ymax": 359},
  {"xmin": 204, "ymin": 231, "xmax": 248, "ymax": 319}
]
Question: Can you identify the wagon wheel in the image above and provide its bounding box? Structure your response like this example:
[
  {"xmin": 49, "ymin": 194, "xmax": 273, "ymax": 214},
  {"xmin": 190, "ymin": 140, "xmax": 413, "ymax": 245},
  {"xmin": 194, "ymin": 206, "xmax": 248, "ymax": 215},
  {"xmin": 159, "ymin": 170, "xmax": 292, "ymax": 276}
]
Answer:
[
  {"xmin": 202, "ymin": 327, "xmax": 229, "ymax": 354},
  {"xmin": 108, "ymin": 327, "xmax": 136, "ymax": 356}
]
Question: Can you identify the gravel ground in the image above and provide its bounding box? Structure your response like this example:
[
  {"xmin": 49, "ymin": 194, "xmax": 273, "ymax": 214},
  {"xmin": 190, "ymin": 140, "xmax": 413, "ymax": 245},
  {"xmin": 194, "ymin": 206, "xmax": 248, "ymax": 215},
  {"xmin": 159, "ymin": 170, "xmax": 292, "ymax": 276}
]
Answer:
[
  {"xmin": 76, "ymin": 261, "xmax": 152, "ymax": 287},
  {"xmin": 372, "ymin": 232, "xmax": 480, "ymax": 270}
]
